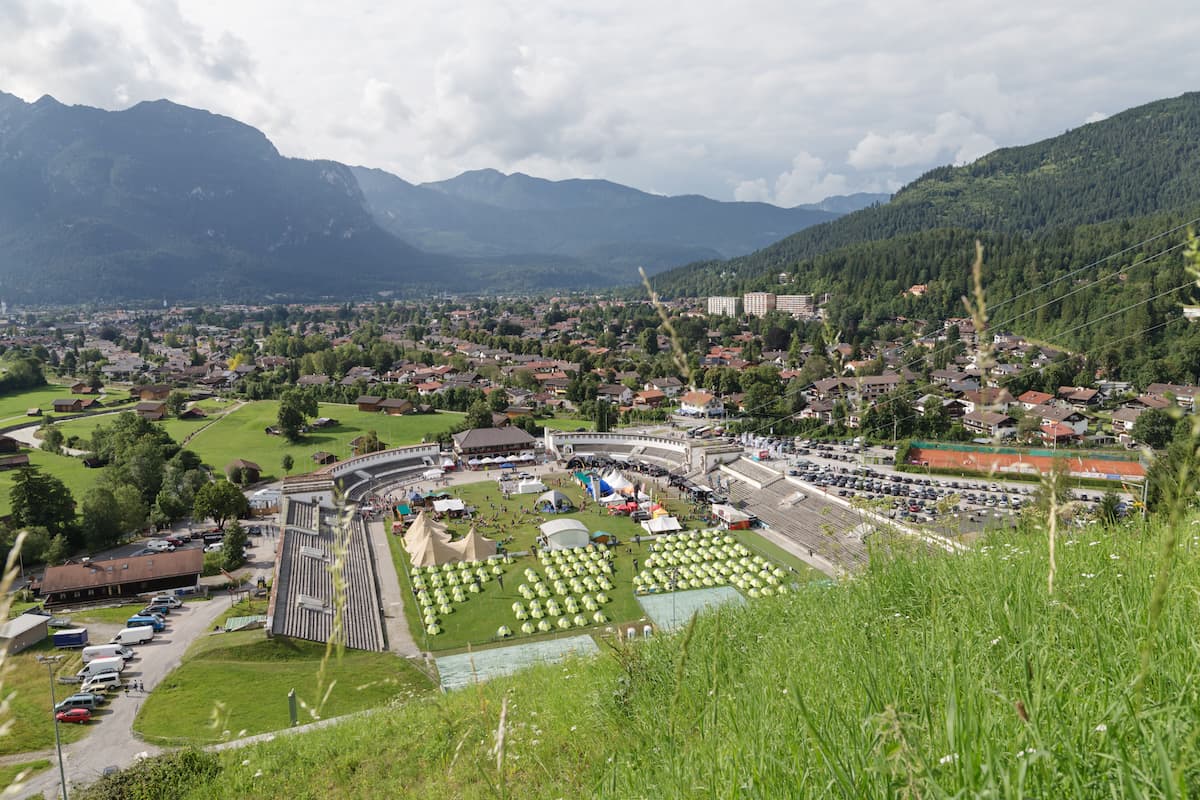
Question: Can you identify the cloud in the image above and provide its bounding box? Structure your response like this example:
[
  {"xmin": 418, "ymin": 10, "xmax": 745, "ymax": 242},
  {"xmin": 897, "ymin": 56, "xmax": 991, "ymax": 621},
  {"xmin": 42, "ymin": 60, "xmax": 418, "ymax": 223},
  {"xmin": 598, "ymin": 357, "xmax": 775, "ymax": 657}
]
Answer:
[
  {"xmin": 1084, "ymin": 111, "xmax": 1109, "ymax": 124},
  {"xmin": 2, "ymin": 0, "xmax": 1198, "ymax": 203},
  {"xmin": 848, "ymin": 112, "xmax": 998, "ymax": 170}
]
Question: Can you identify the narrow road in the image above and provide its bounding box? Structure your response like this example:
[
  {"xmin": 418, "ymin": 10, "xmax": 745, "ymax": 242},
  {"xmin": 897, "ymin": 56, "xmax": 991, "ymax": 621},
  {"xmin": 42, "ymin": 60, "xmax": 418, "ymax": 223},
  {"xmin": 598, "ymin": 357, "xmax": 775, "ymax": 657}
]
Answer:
[
  {"xmin": 17, "ymin": 532, "xmax": 278, "ymax": 800},
  {"xmin": 365, "ymin": 519, "xmax": 421, "ymax": 657}
]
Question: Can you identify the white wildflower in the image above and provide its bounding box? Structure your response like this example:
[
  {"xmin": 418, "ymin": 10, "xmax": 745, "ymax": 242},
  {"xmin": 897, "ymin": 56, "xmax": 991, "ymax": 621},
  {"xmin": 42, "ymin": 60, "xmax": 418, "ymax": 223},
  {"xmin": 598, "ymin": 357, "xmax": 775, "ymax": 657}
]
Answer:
[
  {"xmin": 1095, "ymin": 723, "xmax": 1107, "ymax": 733},
  {"xmin": 989, "ymin": 637, "xmax": 1001, "ymax": 646},
  {"xmin": 939, "ymin": 753, "xmax": 958, "ymax": 765}
]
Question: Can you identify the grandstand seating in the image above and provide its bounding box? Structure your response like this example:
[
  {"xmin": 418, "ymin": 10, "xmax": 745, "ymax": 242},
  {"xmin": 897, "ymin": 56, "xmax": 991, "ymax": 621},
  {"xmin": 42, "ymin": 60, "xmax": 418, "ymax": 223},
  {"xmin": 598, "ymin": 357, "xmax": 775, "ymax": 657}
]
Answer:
[{"xmin": 269, "ymin": 501, "xmax": 386, "ymax": 651}]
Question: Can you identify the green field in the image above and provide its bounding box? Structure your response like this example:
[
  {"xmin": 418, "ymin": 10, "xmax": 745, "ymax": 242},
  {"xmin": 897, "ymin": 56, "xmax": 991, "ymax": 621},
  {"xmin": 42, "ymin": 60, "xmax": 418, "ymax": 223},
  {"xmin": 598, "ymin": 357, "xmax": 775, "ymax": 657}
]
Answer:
[
  {"xmin": 0, "ymin": 758, "xmax": 52, "ymax": 789},
  {"xmin": 0, "ymin": 642, "xmax": 92, "ymax": 757},
  {"xmin": 177, "ymin": 401, "xmax": 463, "ymax": 479},
  {"xmin": 0, "ymin": 447, "xmax": 105, "ymax": 517},
  {"xmin": 132, "ymin": 630, "xmax": 434, "ymax": 745},
  {"xmin": 388, "ymin": 475, "xmax": 814, "ymax": 653},
  {"xmin": 0, "ymin": 384, "xmax": 78, "ymax": 426}
]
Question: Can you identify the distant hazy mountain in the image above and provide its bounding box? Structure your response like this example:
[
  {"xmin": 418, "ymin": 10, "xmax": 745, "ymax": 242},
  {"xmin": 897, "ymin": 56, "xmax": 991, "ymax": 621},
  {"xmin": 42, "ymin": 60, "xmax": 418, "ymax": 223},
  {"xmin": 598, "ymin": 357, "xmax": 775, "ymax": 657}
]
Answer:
[
  {"xmin": 796, "ymin": 192, "xmax": 891, "ymax": 214},
  {"xmin": 0, "ymin": 89, "xmax": 859, "ymax": 302},
  {"xmin": 351, "ymin": 166, "xmax": 841, "ymax": 281},
  {"xmin": 0, "ymin": 92, "xmax": 443, "ymax": 303}
]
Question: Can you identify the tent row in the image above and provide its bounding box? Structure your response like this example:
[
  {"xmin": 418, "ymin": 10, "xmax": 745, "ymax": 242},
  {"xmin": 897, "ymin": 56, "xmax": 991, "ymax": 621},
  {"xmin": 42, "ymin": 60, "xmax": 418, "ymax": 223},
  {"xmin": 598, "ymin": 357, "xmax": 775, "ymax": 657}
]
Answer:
[
  {"xmin": 466, "ymin": 454, "xmax": 537, "ymax": 466},
  {"xmin": 404, "ymin": 511, "xmax": 498, "ymax": 566}
]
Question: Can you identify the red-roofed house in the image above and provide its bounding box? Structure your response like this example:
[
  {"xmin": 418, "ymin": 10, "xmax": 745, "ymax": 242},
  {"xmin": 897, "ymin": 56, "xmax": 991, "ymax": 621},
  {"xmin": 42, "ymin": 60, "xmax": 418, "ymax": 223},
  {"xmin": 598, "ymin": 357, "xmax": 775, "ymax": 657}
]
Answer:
[{"xmin": 679, "ymin": 390, "xmax": 724, "ymax": 417}]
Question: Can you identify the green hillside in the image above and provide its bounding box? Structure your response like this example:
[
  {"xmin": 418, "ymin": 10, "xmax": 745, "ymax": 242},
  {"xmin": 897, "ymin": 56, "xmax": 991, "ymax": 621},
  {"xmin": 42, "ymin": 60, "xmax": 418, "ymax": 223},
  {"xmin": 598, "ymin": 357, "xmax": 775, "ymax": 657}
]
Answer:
[
  {"xmin": 651, "ymin": 91, "xmax": 1200, "ymax": 296},
  {"xmin": 76, "ymin": 513, "xmax": 1200, "ymax": 799}
]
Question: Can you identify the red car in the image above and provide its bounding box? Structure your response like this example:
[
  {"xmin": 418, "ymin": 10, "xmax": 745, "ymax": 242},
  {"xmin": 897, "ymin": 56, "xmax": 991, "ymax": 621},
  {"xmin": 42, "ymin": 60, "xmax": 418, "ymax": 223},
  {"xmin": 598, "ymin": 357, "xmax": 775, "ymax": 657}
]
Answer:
[
  {"xmin": 56, "ymin": 708, "xmax": 91, "ymax": 724},
  {"xmin": 162, "ymin": 536, "xmax": 185, "ymax": 547}
]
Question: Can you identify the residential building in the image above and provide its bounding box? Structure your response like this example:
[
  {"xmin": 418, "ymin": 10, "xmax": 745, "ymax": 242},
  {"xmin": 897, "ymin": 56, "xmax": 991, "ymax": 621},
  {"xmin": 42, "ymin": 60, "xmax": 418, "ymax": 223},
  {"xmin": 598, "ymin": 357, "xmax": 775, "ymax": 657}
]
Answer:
[
  {"xmin": 962, "ymin": 410, "xmax": 1016, "ymax": 438},
  {"xmin": 776, "ymin": 294, "xmax": 815, "ymax": 317},
  {"xmin": 678, "ymin": 390, "xmax": 725, "ymax": 417},
  {"xmin": 742, "ymin": 292, "xmax": 776, "ymax": 318},
  {"xmin": 707, "ymin": 296, "xmax": 738, "ymax": 317},
  {"xmin": 36, "ymin": 550, "xmax": 203, "ymax": 606}
]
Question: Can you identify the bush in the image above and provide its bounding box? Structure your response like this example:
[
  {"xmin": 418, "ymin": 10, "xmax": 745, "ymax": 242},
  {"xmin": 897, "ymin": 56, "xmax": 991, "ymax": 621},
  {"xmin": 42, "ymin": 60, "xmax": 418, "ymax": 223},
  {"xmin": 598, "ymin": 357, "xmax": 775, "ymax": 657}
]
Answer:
[
  {"xmin": 74, "ymin": 748, "xmax": 219, "ymax": 800},
  {"xmin": 201, "ymin": 550, "xmax": 224, "ymax": 577}
]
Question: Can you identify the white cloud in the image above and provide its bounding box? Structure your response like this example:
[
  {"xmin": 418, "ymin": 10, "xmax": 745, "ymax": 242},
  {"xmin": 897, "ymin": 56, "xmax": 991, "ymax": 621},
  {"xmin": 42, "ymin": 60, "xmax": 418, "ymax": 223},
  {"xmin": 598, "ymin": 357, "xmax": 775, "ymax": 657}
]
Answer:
[
  {"xmin": 733, "ymin": 179, "xmax": 770, "ymax": 203},
  {"xmin": 1084, "ymin": 111, "xmax": 1109, "ymax": 124},
  {"xmin": 0, "ymin": 0, "xmax": 1197, "ymax": 201},
  {"xmin": 848, "ymin": 112, "xmax": 998, "ymax": 170}
]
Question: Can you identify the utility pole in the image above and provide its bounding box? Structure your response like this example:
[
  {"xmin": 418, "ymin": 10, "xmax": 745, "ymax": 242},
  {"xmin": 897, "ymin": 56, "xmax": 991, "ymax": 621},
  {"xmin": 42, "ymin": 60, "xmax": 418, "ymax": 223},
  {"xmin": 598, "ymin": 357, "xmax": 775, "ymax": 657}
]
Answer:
[{"xmin": 36, "ymin": 655, "xmax": 68, "ymax": 800}]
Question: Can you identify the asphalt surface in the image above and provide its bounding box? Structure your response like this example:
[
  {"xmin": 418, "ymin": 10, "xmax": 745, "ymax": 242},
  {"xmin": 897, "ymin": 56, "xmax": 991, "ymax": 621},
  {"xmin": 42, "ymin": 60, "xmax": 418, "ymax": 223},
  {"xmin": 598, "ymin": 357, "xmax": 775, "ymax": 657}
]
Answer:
[{"xmin": 16, "ymin": 534, "xmax": 278, "ymax": 800}]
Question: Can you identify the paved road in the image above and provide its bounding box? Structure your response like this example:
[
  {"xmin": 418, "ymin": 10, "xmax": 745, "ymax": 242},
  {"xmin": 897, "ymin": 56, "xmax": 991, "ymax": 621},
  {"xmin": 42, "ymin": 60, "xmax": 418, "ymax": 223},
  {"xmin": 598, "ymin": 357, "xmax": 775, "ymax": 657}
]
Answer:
[{"xmin": 17, "ymin": 533, "xmax": 278, "ymax": 800}]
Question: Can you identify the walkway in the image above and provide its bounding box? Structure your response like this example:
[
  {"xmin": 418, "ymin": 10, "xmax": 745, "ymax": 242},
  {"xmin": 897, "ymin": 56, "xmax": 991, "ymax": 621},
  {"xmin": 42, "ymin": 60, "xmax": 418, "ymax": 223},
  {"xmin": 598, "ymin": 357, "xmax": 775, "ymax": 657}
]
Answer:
[{"xmin": 365, "ymin": 519, "xmax": 421, "ymax": 657}]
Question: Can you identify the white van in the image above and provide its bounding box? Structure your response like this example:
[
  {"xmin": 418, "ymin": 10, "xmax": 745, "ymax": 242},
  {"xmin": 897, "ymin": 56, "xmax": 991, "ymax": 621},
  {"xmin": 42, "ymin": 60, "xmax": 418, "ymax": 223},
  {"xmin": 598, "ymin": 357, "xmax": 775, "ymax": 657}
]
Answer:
[
  {"xmin": 150, "ymin": 595, "xmax": 183, "ymax": 608},
  {"xmin": 112, "ymin": 626, "xmax": 155, "ymax": 645},
  {"xmin": 77, "ymin": 656, "xmax": 125, "ymax": 679},
  {"xmin": 81, "ymin": 672, "xmax": 123, "ymax": 693},
  {"xmin": 81, "ymin": 644, "xmax": 133, "ymax": 663}
]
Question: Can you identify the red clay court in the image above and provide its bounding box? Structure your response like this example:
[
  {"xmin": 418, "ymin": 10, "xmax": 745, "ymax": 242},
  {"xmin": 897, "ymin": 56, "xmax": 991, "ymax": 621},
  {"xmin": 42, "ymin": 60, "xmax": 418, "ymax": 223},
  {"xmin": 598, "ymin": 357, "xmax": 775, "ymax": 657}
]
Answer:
[{"xmin": 908, "ymin": 443, "xmax": 1144, "ymax": 482}]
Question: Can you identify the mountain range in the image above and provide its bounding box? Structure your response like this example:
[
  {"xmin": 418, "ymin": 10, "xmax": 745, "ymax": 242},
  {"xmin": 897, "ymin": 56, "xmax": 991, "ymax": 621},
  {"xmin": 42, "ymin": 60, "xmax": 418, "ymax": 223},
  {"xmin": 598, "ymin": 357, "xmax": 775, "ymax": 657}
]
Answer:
[
  {"xmin": 0, "ymin": 91, "xmax": 872, "ymax": 303},
  {"xmin": 651, "ymin": 91, "xmax": 1200, "ymax": 296}
]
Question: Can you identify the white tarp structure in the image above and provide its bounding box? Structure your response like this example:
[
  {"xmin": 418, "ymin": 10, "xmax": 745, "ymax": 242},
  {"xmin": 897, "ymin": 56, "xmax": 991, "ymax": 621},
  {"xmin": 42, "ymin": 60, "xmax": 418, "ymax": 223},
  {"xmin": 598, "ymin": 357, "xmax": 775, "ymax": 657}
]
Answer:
[
  {"xmin": 598, "ymin": 493, "xmax": 625, "ymax": 505},
  {"xmin": 640, "ymin": 516, "xmax": 682, "ymax": 534},
  {"xmin": 432, "ymin": 498, "xmax": 466, "ymax": 513},
  {"xmin": 601, "ymin": 470, "xmax": 635, "ymax": 493},
  {"xmin": 423, "ymin": 468, "xmax": 445, "ymax": 479},
  {"xmin": 539, "ymin": 518, "xmax": 590, "ymax": 550},
  {"xmin": 515, "ymin": 479, "xmax": 547, "ymax": 495},
  {"xmin": 535, "ymin": 490, "xmax": 575, "ymax": 510},
  {"xmin": 457, "ymin": 526, "xmax": 498, "ymax": 561}
]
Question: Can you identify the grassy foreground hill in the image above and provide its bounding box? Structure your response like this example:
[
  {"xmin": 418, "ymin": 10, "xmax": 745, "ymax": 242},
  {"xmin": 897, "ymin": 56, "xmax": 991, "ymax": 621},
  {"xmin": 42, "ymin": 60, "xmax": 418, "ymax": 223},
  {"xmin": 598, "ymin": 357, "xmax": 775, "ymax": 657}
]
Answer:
[{"xmin": 73, "ymin": 513, "xmax": 1200, "ymax": 799}]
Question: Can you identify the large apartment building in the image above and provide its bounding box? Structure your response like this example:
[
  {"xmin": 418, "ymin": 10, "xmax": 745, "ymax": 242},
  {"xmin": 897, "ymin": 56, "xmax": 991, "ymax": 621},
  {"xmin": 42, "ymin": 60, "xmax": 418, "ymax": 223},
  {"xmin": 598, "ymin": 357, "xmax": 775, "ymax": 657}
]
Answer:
[
  {"xmin": 776, "ymin": 294, "xmax": 815, "ymax": 317},
  {"xmin": 743, "ymin": 292, "xmax": 776, "ymax": 317},
  {"xmin": 707, "ymin": 296, "xmax": 739, "ymax": 317}
]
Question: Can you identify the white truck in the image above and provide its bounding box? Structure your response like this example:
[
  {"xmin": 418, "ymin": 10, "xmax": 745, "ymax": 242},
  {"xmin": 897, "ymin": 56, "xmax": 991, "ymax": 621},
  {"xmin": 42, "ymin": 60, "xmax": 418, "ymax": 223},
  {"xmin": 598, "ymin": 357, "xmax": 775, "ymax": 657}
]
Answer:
[
  {"xmin": 81, "ymin": 644, "xmax": 134, "ymax": 663},
  {"xmin": 111, "ymin": 626, "xmax": 155, "ymax": 645},
  {"xmin": 77, "ymin": 655, "xmax": 125, "ymax": 679}
]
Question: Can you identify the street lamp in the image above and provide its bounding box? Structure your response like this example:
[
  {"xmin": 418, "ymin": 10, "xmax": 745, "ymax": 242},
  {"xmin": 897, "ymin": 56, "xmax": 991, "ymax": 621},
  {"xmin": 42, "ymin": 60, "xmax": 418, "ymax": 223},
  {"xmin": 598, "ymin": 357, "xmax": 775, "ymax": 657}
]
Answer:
[{"xmin": 36, "ymin": 655, "xmax": 69, "ymax": 800}]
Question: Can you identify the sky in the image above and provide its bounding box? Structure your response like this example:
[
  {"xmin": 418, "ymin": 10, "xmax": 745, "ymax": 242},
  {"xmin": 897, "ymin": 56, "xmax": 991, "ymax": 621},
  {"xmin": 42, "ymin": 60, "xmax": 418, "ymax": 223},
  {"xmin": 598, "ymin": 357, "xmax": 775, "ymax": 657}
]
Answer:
[{"xmin": 2, "ymin": 0, "xmax": 1198, "ymax": 205}]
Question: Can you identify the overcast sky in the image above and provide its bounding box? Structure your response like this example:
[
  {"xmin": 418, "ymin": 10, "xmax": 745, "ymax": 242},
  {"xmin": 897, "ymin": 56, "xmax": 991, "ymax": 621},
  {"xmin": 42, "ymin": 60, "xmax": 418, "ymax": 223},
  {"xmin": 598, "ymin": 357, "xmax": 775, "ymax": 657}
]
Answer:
[{"xmin": 2, "ymin": 0, "xmax": 1198, "ymax": 205}]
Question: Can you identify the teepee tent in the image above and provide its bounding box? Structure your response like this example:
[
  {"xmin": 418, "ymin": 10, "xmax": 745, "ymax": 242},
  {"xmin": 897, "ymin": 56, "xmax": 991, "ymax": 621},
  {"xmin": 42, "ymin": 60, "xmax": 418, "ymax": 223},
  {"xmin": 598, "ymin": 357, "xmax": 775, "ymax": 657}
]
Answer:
[
  {"xmin": 403, "ymin": 512, "xmax": 451, "ymax": 558},
  {"xmin": 456, "ymin": 526, "xmax": 498, "ymax": 561},
  {"xmin": 408, "ymin": 528, "xmax": 462, "ymax": 567},
  {"xmin": 601, "ymin": 470, "xmax": 635, "ymax": 493}
]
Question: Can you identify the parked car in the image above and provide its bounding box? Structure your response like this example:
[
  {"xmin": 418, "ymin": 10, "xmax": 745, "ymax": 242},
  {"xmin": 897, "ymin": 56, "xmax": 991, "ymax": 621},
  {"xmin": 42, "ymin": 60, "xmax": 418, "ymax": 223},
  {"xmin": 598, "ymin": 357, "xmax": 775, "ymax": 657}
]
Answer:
[
  {"xmin": 56, "ymin": 708, "xmax": 92, "ymax": 724},
  {"xmin": 204, "ymin": 542, "xmax": 224, "ymax": 553},
  {"xmin": 162, "ymin": 536, "xmax": 185, "ymax": 547},
  {"xmin": 145, "ymin": 540, "xmax": 175, "ymax": 553},
  {"xmin": 150, "ymin": 595, "xmax": 183, "ymax": 608}
]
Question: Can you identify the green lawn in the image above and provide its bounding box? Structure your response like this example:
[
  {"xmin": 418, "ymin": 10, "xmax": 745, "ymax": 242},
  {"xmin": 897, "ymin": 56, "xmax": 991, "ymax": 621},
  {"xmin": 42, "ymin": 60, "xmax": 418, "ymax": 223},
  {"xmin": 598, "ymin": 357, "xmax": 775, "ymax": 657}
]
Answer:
[
  {"xmin": 0, "ymin": 758, "xmax": 52, "ymax": 788},
  {"xmin": 133, "ymin": 630, "xmax": 434, "ymax": 745},
  {"xmin": 179, "ymin": 401, "xmax": 463, "ymax": 479},
  {"xmin": 0, "ymin": 447, "xmax": 105, "ymax": 517},
  {"xmin": 0, "ymin": 384, "xmax": 77, "ymax": 424},
  {"xmin": 64, "ymin": 603, "xmax": 149, "ymax": 626},
  {"xmin": 388, "ymin": 475, "xmax": 802, "ymax": 652},
  {"xmin": 540, "ymin": 416, "xmax": 595, "ymax": 432},
  {"xmin": 0, "ymin": 642, "xmax": 91, "ymax": 757}
]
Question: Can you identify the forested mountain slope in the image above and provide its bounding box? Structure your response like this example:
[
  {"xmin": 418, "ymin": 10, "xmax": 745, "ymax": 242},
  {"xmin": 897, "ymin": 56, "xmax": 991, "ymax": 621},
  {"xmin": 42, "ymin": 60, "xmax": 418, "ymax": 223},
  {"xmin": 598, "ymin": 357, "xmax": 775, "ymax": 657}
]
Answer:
[{"xmin": 652, "ymin": 91, "xmax": 1200, "ymax": 295}]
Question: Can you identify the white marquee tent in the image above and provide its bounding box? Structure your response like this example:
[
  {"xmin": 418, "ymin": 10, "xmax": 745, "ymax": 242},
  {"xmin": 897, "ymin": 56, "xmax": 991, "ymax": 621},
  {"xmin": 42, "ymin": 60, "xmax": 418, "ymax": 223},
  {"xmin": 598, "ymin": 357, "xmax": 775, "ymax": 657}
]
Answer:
[{"xmin": 539, "ymin": 518, "xmax": 590, "ymax": 551}]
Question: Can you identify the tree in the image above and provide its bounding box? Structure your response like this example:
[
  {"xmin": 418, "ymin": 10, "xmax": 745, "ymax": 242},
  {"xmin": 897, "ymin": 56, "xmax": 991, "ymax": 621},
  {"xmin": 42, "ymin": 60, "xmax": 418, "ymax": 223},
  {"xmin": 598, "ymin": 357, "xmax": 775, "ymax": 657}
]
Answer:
[
  {"xmin": 41, "ymin": 426, "xmax": 64, "ymax": 454},
  {"xmin": 10, "ymin": 467, "xmax": 76, "ymax": 540},
  {"xmin": 464, "ymin": 400, "xmax": 494, "ymax": 430},
  {"xmin": 45, "ymin": 533, "xmax": 70, "ymax": 565},
  {"xmin": 596, "ymin": 400, "xmax": 612, "ymax": 433},
  {"xmin": 1096, "ymin": 491, "xmax": 1122, "ymax": 525},
  {"xmin": 281, "ymin": 454, "xmax": 294, "ymax": 476},
  {"xmin": 1131, "ymin": 408, "xmax": 1176, "ymax": 450},
  {"xmin": 278, "ymin": 389, "xmax": 318, "ymax": 442},
  {"xmin": 165, "ymin": 390, "xmax": 189, "ymax": 418},
  {"xmin": 488, "ymin": 389, "xmax": 510, "ymax": 412},
  {"xmin": 222, "ymin": 520, "xmax": 248, "ymax": 570},
  {"xmin": 81, "ymin": 488, "xmax": 124, "ymax": 551},
  {"xmin": 193, "ymin": 480, "xmax": 249, "ymax": 528}
]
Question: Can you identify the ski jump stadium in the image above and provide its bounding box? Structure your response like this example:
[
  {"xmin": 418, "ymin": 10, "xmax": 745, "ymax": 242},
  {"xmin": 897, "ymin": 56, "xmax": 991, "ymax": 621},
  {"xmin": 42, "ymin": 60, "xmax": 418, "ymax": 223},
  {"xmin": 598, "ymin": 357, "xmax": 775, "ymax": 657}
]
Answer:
[{"xmin": 265, "ymin": 429, "xmax": 955, "ymax": 653}]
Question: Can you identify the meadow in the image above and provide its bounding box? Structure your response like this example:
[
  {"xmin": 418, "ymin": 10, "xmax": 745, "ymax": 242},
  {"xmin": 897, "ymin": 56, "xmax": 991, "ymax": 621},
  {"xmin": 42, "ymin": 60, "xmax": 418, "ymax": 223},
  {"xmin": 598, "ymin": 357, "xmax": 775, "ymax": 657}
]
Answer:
[
  {"xmin": 177, "ymin": 401, "xmax": 463, "ymax": 479},
  {"xmin": 137, "ymin": 512, "xmax": 1200, "ymax": 799},
  {"xmin": 132, "ymin": 629, "xmax": 434, "ymax": 745}
]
